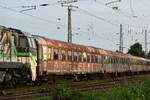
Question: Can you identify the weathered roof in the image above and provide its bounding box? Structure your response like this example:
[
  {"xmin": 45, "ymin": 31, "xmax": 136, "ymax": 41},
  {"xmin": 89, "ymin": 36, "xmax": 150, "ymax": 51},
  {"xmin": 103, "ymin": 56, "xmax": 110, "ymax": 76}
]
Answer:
[{"xmin": 36, "ymin": 36, "xmax": 132, "ymax": 57}]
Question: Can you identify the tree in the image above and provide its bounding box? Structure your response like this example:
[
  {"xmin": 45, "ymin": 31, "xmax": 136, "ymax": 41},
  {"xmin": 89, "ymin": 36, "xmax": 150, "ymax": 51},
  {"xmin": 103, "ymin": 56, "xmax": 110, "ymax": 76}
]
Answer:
[
  {"xmin": 127, "ymin": 43, "xmax": 145, "ymax": 57},
  {"xmin": 146, "ymin": 51, "xmax": 150, "ymax": 59}
]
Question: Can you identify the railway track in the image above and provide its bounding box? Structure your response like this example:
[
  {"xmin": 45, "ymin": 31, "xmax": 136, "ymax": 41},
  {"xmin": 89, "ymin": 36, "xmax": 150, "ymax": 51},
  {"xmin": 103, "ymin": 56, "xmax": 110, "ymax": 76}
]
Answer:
[
  {"xmin": 0, "ymin": 77, "xmax": 144, "ymax": 100},
  {"xmin": 71, "ymin": 78, "xmax": 143, "ymax": 91},
  {"xmin": 0, "ymin": 92, "xmax": 49, "ymax": 100}
]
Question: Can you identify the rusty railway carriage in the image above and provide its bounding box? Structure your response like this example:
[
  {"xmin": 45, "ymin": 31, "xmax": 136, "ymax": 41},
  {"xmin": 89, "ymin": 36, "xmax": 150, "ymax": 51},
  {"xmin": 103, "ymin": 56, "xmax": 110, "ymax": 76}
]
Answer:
[{"xmin": 0, "ymin": 26, "xmax": 150, "ymax": 86}]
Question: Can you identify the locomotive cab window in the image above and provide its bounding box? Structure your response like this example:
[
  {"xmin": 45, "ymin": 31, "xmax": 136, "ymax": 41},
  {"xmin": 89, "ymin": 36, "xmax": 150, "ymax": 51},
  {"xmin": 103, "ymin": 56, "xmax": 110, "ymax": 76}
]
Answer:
[
  {"xmin": 31, "ymin": 38, "xmax": 36, "ymax": 48},
  {"xmin": 19, "ymin": 36, "xmax": 28, "ymax": 48},
  {"xmin": 54, "ymin": 48, "xmax": 58, "ymax": 60},
  {"xmin": 18, "ymin": 36, "xmax": 29, "ymax": 52},
  {"xmin": 27, "ymin": 37, "xmax": 36, "ymax": 48},
  {"xmin": 28, "ymin": 38, "xmax": 32, "ymax": 48},
  {"xmin": 27, "ymin": 37, "xmax": 37, "ymax": 56}
]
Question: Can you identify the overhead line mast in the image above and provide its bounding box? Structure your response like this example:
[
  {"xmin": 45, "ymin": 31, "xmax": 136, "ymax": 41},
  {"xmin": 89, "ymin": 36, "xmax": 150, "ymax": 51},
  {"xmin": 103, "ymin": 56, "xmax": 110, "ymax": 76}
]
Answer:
[
  {"xmin": 58, "ymin": 0, "xmax": 78, "ymax": 43},
  {"xmin": 119, "ymin": 24, "xmax": 123, "ymax": 53},
  {"xmin": 145, "ymin": 30, "xmax": 148, "ymax": 55},
  {"xmin": 67, "ymin": 6, "xmax": 73, "ymax": 43}
]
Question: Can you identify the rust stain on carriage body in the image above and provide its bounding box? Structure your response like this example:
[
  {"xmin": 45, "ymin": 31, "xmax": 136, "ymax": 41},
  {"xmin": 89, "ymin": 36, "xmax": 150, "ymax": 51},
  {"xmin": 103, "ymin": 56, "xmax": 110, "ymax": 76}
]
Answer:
[{"xmin": 35, "ymin": 36, "xmax": 150, "ymax": 75}]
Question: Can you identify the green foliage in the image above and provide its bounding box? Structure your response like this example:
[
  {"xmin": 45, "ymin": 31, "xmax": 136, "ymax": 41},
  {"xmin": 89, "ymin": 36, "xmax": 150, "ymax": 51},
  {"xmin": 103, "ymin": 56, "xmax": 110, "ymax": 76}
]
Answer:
[
  {"xmin": 146, "ymin": 51, "xmax": 150, "ymax": 59},
  {"xmin": 30, "ymin": 79, "xmax": 150, "ymax": 100},
  {"xmin": 51, "ymin": 80, "xmax": 150, "ymax": 100},
  {"xmin": 81, "ymin": 79, "xmax": 150, "ymax": 100},
  {"xmin": 51, "ymin": 86, "xmax": 82, "ymax": 100},
  {"xmin": 127, "ymin": 42, "xmax": 145, "ymax": 57},
  {"xmin": 27, "ymin": 96, "xmax": 51, "ymax": 100}
]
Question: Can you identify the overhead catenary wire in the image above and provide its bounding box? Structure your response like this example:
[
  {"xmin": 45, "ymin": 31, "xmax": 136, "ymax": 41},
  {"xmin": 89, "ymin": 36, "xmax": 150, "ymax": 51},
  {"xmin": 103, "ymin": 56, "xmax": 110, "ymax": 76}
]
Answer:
[
  {"xmin": 94, "ymin": 0, "xmax": 148, "ymax": 51},
  {"xmin": 94, "ymin": 0, "xmax": 136, "ymax": 25},
  {"xmin": 0, "ymin": 4, "xmax": 66, "ymax": 27},
  {"xmin": 0, "ymin": 4, "xmax": 115, "ymax": 44},
  {"xmin": 94, "ymin": 0, "xmax": 150, "ymax": 29},
  {"xmin": 73, "ymin": 28, "xmax": 116, "ymax": 48},
  {"xmin": 9, "ymin": 3, "xmax": 59, "ymax": 8},
  {"xmin": 0, "ymin": 1, "xmax": 124, "ymax": 29},
  {"xmin": 0, "ymin": 1, "xmax": 123, "ymax": 51},
  {"xmin": 76, "ymin": 7, "xmax": 119, "ymax": 27},
  {"xmin": 73, "ymin": 24, "xmax": 117, "ymax": 44}
]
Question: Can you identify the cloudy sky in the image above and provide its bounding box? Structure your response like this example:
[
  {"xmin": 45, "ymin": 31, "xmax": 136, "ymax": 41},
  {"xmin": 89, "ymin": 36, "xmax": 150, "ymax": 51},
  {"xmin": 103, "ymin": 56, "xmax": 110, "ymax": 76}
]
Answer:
[{"xmin": 0, "ymin": 0, "xmax": 150, "ymax": 53}]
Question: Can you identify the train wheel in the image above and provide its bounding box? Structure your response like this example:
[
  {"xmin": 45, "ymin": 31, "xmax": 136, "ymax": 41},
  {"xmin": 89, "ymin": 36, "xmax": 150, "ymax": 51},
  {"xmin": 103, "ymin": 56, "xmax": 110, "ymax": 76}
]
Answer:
[{"xmin": 4, "ymin": 72, "xmax": 16, "ymax": 88}]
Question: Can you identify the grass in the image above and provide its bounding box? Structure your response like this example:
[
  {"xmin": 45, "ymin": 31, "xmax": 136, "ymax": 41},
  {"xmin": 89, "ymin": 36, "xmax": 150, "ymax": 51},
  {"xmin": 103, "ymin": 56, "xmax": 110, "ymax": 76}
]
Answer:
[
  {"xmin": 29, "ymin": 78, "xmax": 150, "ymax": 100},
  {"xmin": 12, "ymin": 96, "xmax": 51, "ymax": 100},
  {"xmin": 2, "ymin": 74, "xmax": 150, "ymax": 100},
  {"xmin": 79, "ymin": 79, "xmax": 150, "ymax": 100}
]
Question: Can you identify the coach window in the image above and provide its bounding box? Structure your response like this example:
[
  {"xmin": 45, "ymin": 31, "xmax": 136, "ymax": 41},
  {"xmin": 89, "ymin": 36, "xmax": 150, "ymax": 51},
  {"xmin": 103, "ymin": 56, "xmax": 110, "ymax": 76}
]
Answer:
[
  {"xmin": 121, "ymin": 58, "xmax": 123, "ymax": 64},
  {"xmin": 124, "ymin": 58, "xmax": 126, "ymax": 64},
  {"xmin": 120, "ymin": 58, "xmax": 122, "ymax": 64},
  {"xmin": 134, "ymin": 60, "xmax": 136, "ymax": 64},
  {"xmin": 102, "ymin": 55, "xmax": 106, "ymax": 62},
  {"xmin": 115, "ymin": 57, "xmax": 117, "ymax": 63},
  {"xmin": 117, "ymin": 57, "xmax": 119, "ymax": 64},
  {"xmin": 112, "ymin": 57, "xmax": 114, "ymax": 64},
  {"xmin": 91, "ymin": 55, "xmax": 95, "ymax": 63},
  {"xmin": 106, "ymin": 56, "xmax": 108, "ymax": 63},
  {"xmin": 106, "ymin": 56, "xmax": 109, "ymax": 64},
  {"xmin": 114, "ymin": 57, "xmax": 116, "ymax": 64},
  {"xmin": 54, "ymin": 48, "xmax": 58, "ymax": 60},
  {"xmin": 143, "ymin": 61, "xmax": 145, "ymax": 65},
  {"xmin": 123, "ymin": 58, "xmax": 125, "ymax": 64},
  {"xmin": 108, "ymin": 57, "xmax": 111, "ymax": 63},
  {"xmin": 87, "ymin": 54, "xmax": 91, "ymax": 63},
  {"xmin": 83, "ymin": 52, "xmax": 87, "ymax": 62},
  {"xmin": 42, "ymin": 46, "xmax": 48, "ymax": 60},
  {"xmin": 78, "ymin": 52, "xmax": 82, "ymax": 62},
  {"xmin": 73, "ymin": 51, "xmax": 77, "ymax": 62},
  {"xmin": 48, "ymin": 48, "xmax": 51, "ymax": 60},
  {"xmin": 116, "ymin": 57, "xmax": 119, "ymax": 63},
  {"xmin": 62, "ymin": 49, "xmax": 66, "ymax": 61},
  {"xmin": 111, "ymin": 57, "xmax": 113, "ymax": 63},
  {"xmin": 127, "ymin": 59, "xmax": 129, "ymax": 64},
  {"xmin": 98, "ymin": 55, "xmax": 101, "ymax": 63},
  {"xmin": 68, "ymin": 50, "xmax": 72, "ymax": 61},
  {"xmin": 118, "ymin": 58, "xmax": 120, "ymax": 64},
  {"xmin": 133, "ymin": 60, "xmax": 135, "ymax": 64},
  {"xmin": 95, "ymin": 55, "xmax": 98, "ymax": 63}
]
